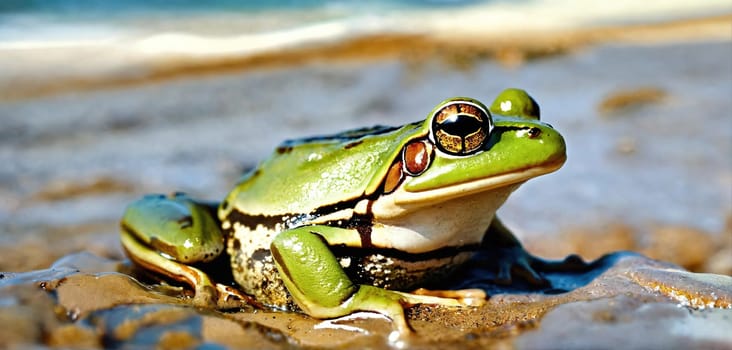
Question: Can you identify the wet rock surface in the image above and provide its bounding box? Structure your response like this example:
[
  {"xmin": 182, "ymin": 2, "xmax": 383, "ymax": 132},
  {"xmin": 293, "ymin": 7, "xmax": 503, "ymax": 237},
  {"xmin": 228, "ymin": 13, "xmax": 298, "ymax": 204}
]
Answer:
[{"xmin": 1, "ymin": 251, "xmax": 730, "ymax": 349}]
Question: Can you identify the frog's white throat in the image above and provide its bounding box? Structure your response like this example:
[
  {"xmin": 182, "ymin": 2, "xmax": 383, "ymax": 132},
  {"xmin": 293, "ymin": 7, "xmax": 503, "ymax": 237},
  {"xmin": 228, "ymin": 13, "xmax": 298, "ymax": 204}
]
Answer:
[
  {"xmin": 363, "ymin": 163, "xmax": 564, "ymax": 253},
  {"xmin": 366, "ymin": 181, "xmax": 523, "ymax": 254}
]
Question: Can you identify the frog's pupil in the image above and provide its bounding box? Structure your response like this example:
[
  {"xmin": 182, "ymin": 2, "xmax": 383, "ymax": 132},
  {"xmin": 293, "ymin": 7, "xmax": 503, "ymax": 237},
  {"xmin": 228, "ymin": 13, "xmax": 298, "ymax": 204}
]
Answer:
[{"xmin": 438, "ymin": 114, "xmax": 483, "ymax": 137}]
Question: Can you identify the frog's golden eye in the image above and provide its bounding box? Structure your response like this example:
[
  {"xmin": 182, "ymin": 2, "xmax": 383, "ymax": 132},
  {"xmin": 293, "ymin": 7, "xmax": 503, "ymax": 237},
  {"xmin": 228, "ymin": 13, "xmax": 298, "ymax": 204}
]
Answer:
[{"xmin": 430, "ymin": 100, "xmax": 492, "ymax": 156}]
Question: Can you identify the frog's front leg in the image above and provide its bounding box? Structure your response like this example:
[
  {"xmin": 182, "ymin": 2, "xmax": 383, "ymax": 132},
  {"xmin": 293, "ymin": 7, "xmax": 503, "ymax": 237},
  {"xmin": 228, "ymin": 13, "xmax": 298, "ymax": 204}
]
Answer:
[
  {"xmin": 482, "ymin": 217, "xmax": 589, "ymax": 286},
  {"xmin": 120, "ymin": 193, "xmax": 251, "ymax": 308},
  {"xmin": 270, "ymin": 226, "xmax": 464, "ymax": 336}
]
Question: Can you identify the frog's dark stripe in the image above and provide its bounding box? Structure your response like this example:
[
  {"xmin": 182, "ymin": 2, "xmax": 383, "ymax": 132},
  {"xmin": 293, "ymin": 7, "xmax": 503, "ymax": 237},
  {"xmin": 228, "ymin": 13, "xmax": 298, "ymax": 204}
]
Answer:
[
  {"xmin": 228, "ymin": 190, "xmax": 380, "ymax": 233},
  {"xmin": 276, "ymin": 146, "xmax": 293, "ymax": 154},
  {"xmin": 343, "ymin": 140, "xmax": 363, "ymax": 149},
  {"xmin": 228, "ymin": 202, "xmax": 380, "ymax": 251},
  {"xmin": 225, "ymin": 209, "xmax": 307, "ymax": 232},
  {"xmin": 347, "ymin": 200, "xmax": 376, "ymax": 248},
  {"xmin": 279, "ymin": 124, "xmax": 403, "ymax": 148},
  {"xmin": 341, "ymin": 212, "xmax": 375, "ymax": 248},
  {"xmin": 309, "ymin": 196, "xmax": 371, "ymax": 218},
  {"xmin": 356, "ymin": 225, "xmax": 372, "ymax": 248},
  {"xmin": 121, "ymin": 222, "xmax": 181, "ymax": 260},
  {"xmin": 478, "ymin": 125, "xmax": 535, "ymax": 152},
  {"xmin": 495, "ymin": 126, "xmax": 534, "ymax": 131}
]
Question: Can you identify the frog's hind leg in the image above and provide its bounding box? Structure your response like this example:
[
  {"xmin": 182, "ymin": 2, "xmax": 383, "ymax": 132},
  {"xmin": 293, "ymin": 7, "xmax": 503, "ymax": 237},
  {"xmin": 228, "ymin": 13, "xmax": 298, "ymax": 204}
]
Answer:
[
  {"xmin": 270, "ymin": 226, "xmax": 464, "ymax": 336},
  {"xmin": 120, "ymin": 193, "xmax": 254, "ymax": 308}
]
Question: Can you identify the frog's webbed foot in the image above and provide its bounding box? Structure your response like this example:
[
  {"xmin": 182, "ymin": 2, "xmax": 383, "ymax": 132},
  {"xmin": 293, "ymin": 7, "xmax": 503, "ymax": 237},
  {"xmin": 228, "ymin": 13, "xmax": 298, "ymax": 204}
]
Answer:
[
  {"xmin": 482, "ymin": 218, "xmax": 590, "ymax": 287},
  {"xmin": 484, "ymin": 244, "xmax": 544, "ymax": 286},
  {"xmin": 531, "ymin": 253, "xmax": 590, "ymax": 273},
  {"xmin": 489, "ymin": 246, "xmax": 589, "ymax": 287}
]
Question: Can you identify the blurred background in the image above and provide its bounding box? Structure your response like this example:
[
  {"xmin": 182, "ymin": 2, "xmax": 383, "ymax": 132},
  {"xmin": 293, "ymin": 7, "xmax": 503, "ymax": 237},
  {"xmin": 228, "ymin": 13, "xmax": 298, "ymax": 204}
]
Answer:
[{"xmin": 0, "ymin": 0, "xmax": 730, "ymax": 276}]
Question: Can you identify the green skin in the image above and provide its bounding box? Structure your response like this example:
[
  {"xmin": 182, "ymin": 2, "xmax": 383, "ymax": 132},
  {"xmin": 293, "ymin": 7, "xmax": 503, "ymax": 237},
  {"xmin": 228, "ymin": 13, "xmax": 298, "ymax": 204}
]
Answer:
[{"xmin": 120, "ymin": 88, "xmax": 583, "ymax": 337}]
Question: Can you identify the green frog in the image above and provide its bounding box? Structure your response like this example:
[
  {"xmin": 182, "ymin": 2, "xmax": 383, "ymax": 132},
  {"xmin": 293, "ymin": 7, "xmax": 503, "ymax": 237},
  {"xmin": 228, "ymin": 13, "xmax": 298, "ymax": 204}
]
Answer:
[{"xmin": 120, "ymin": 88, "xmax": 583, "ymax": 336}]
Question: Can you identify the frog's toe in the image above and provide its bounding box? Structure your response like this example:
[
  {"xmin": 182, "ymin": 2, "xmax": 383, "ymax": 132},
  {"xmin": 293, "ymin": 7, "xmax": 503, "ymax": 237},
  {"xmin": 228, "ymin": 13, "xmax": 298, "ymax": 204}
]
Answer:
[
  {"xmin": 411, "ymin": 288, "xmax": 486, "ymax": 306},
  {"xmin": 514, "ymin": 258, "xmax": 550, "ymax": 287},
  {"xmin": 532, "ymin": 254, "xmax": 590, "ymax": 272},
  {"xmin": 214, "ymin": 283, "xmax": 262, "ymax": 309},
  {"xmin": 560, "ymin": 254, "xmax": 590, "ymax": 270},
  {"xmin": 489, "ymin": 246, "xmax": 548, "ymax": 286},
  {"xmin": 494, "ymin": 260, "xmax": 513, "ymax": 285},
  {"xmin": 191, "ymin": 284, "xmax": 218, "ymax": 307}
]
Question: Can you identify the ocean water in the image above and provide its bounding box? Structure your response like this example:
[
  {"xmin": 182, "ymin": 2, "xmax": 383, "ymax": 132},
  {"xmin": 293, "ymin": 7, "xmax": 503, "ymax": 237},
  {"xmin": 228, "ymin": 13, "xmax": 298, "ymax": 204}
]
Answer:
[
  {"xmin": 0, "ymin": 0, "xmax": 729, "ymax": 52},
  {"xmin": 4, "ymin": 0, "xmax": 482, "ymax": 15}
]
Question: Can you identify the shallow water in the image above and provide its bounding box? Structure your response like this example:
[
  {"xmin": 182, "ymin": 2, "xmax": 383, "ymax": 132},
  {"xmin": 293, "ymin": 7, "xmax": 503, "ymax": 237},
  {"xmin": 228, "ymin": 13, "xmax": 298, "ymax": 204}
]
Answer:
[{"xmin": 2, "ymin": 1, "xmax": 728, "ymax": 54}]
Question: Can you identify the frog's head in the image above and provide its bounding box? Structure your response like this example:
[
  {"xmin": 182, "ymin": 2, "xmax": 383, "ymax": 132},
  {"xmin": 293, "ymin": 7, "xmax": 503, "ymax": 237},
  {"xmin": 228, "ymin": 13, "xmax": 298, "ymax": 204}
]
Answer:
[{"xmin": 370, "ymin": 89, "xmax": 565, "ymax": 219}]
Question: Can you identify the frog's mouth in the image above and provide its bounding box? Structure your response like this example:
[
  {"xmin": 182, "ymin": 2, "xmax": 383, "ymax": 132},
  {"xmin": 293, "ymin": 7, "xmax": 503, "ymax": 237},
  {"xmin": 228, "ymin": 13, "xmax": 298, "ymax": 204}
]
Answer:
[{"xmin": 392, "ymin": 156, "xmax": 565, "ymax": 206}]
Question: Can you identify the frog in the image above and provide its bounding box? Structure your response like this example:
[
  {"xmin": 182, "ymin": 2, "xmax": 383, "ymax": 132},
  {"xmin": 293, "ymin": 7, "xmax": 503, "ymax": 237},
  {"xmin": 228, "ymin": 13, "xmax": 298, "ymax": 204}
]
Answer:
[{"xmin": 120, "ymin": 88, "xmax": 586, "ymax": 337}]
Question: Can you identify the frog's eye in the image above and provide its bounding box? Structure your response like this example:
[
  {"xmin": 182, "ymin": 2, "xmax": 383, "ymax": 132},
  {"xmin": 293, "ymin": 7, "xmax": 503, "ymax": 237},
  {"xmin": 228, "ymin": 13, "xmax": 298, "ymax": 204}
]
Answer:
[
  {"xmin": 430, "ymin": 100, "xmax": 492, "ymax": 156},
  {"xmin": 489, "ymin": 88, "xmax": 540, "ymax": 120}
]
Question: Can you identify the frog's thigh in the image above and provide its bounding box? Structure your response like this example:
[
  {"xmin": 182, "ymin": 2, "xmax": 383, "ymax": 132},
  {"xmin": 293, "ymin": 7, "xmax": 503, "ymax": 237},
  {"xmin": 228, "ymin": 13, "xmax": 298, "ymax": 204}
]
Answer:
[
  {"xmin": 270, "ymin": 226, "xmax": 463, "ymax": 334},
  {"xmin": 269, "ymin": 226, "xmax": 359, "ymax": 317}
]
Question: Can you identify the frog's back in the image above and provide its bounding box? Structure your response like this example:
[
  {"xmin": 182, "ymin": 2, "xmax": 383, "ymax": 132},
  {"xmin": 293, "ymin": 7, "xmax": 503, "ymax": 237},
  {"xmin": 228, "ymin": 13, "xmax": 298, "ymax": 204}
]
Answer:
[{"xmin": 224, "ymin": 122, "xmax": 424, "ymax": 217}]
